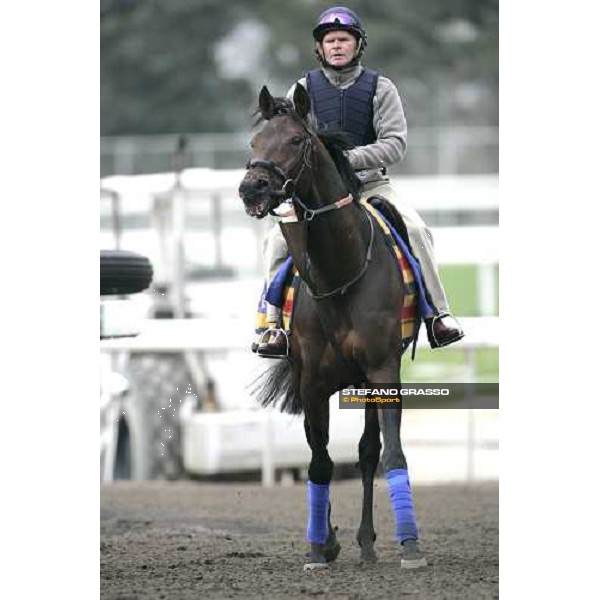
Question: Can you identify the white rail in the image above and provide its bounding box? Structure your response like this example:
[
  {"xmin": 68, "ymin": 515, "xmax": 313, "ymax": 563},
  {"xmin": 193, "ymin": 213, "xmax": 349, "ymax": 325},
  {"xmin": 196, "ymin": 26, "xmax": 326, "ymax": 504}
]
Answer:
[{"xmin": 100, "ymin": 317, "xmax": 498, "ymax": 485}]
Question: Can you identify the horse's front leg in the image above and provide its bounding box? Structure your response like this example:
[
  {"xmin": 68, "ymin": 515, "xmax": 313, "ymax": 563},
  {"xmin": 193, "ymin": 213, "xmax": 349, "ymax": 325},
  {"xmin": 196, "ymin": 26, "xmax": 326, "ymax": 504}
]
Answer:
[
  {"xmin": 302, "ymin": 381, "xmax": 338, "ymax": 571},
  {"xmin": 356, "ymin": 402, "xmax": 381, "ymax": 562},
  {"xmin": 377, "ymin": 402, "xmax": 427, "ymax": 569}
]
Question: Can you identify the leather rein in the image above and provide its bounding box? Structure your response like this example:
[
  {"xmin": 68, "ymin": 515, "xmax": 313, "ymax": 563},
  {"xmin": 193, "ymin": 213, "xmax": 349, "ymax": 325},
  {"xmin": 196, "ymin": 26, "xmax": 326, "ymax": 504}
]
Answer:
[{"xmin": 245, "ymin": 117, "xmax": 374, "ymax": 300}]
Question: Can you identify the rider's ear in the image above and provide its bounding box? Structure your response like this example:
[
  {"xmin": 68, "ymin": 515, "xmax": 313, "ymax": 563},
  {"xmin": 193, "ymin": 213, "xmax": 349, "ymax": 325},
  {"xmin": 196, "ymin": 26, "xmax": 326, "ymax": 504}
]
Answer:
[
  {"xmin": 293, "ymin": 83, "xmax": 311, "ymax": 121},
  {"xmin": 259, "ymin": 86, "xmax": 275, "ymax": 120}
]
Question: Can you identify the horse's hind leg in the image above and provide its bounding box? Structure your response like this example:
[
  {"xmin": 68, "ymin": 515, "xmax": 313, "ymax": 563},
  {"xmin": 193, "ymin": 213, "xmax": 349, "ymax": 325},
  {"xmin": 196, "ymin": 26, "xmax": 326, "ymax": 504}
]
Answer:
[
  {"xmin": 356, "ymin": 402, "xmax": 381, "ymax": 562},
  {"xmin": 378, "ymin": 404, "xmax": 427, "ymax": 569},
  {"xmin": 302, "ymin": 388, "xmax": 338, "ymax": 571}
]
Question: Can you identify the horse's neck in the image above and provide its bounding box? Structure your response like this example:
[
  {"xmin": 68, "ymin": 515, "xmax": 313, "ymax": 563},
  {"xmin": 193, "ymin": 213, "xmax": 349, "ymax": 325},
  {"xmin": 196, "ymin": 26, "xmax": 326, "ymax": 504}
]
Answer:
[{"xmin": 302, "ymin": 161, "xmax": 367, "ymax": 292}]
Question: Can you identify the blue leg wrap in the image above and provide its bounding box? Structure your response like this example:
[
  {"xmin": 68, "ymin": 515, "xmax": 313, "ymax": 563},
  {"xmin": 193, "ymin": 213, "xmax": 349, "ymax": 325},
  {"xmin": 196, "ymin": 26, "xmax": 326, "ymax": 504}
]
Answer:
[
  {"xmin": 385, "ymin": 468, "xmax": 419, "ymax": 543},
  {"xmin": 306, "ymin": 481, "xmax": 330, "ymax": 544}
]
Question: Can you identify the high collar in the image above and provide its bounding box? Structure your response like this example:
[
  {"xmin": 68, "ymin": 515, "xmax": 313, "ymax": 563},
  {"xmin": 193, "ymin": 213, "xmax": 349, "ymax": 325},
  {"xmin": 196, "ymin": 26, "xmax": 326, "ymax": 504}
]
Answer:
[{"xmin": 320, "ymin": 63, "xmax": 363, "ymax": 88}]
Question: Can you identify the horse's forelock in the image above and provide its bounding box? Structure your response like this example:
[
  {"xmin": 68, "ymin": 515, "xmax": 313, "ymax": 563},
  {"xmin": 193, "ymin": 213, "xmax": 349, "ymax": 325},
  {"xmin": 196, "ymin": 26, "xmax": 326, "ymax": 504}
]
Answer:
[{"xmin": 251, "ymin": 98, "xmax": 359, "ymax": 201}]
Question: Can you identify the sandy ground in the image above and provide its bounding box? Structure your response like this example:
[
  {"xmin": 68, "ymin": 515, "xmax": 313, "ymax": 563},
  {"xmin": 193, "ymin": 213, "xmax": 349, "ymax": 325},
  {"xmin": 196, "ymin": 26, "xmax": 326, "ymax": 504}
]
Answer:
[{"xmin": 101, "ymin": 480, "xmax": 498, "ymax": 599}]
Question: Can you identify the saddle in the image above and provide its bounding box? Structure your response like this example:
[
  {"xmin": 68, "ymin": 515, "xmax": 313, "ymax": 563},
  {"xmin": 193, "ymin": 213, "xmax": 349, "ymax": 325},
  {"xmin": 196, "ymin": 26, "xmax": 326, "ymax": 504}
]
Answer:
[{"xmin": 365, "ymin": 195, "xmax": 414, "ymax": 257}]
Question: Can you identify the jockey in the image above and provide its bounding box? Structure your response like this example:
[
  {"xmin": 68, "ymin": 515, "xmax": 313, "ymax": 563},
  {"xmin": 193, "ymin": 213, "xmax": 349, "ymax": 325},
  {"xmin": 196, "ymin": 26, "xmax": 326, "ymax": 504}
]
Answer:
[{"xmin": 256, "ymin": 5, "xmax": 464, "ymax": 357}]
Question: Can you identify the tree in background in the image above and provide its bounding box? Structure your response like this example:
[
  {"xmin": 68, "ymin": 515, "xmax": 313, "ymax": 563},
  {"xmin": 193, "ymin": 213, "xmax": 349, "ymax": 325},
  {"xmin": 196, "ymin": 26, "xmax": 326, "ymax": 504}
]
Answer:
[
  {"xmin": 101, "ymin": 0, "xmax": 497, "ymax": 137},
  {"xmin": 101, "ymin": 0, "xmax": 255, "ymax": 134}
]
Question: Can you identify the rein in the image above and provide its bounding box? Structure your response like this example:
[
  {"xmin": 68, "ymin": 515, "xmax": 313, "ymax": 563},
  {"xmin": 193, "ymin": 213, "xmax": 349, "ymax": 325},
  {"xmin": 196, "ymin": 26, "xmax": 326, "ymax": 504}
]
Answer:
[
  {"xmin": 292, "ymin": 193, "xmax": 353, "ymax": 221},
  {"xmin": 306, "ymin": 207, "xmax": 374, "ymax": 300}
]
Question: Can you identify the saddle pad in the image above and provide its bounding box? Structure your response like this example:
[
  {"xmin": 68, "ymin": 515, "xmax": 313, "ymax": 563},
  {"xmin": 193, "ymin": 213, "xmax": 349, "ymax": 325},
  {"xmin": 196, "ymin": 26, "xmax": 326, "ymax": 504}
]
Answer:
[
  {"xmin": 360, "ymin": 200, "xmax": 418, "ymax": 346},
  {"xmin": 255, "ymin": 269, "xmax": 299, "ymax": 334}
]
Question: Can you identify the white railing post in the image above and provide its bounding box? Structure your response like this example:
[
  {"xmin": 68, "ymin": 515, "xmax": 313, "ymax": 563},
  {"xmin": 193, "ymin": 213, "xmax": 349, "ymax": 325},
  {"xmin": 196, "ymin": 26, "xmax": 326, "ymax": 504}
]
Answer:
[
  {"xmin": 261, "ymin": 412, "xmax": 275, "ymax": 487},
  {"xmin": 464, "ymin": 346, "xmax": 477, "ymax": 483},
  {"xmin": 477, "ymin": 262, "xmax": 496, "ymax": 316}
]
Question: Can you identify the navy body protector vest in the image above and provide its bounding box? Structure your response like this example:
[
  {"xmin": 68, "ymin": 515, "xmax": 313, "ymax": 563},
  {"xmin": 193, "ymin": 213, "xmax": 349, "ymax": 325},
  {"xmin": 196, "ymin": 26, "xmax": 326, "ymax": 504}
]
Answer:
[{"xmin": 305, "ymin": 68, "xmax": 379, "ymax": 147}]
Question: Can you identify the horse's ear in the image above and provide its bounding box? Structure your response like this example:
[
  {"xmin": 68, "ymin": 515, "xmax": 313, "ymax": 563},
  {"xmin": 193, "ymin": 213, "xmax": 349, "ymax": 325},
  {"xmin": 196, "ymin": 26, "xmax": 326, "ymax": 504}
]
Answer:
[
  {"xmin": 259, "ymin": 85, "xmax": 275, "ymax": 120},
  {"xmin": 293, "ymin": 83, "xmax": 311, "ymax": 120}
]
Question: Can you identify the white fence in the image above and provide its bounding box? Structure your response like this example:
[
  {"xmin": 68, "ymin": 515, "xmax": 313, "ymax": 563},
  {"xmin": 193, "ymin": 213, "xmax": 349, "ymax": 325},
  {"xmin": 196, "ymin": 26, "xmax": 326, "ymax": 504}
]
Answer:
[
  {"xmin": 100, "ymin": 169, "xmax": 498, "ymax": 315},
  {"xmin": 100, "ymin": 316, "xmax": 498, "ymax": 485},
  {"xmin": 101, "ymin": 126, "xmax": 499, "ymax": 177}
]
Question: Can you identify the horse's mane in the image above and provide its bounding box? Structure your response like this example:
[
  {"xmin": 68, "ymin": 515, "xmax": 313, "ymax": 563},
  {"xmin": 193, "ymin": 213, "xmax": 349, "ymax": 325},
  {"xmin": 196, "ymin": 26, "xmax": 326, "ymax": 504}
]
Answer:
[
  {"xmin": 317, "ymin": 130, "xmax": 360, "ymax": 203},
  {"xmin": 253, "ymin": 97, "xmax": 361, "ymax": 202}
]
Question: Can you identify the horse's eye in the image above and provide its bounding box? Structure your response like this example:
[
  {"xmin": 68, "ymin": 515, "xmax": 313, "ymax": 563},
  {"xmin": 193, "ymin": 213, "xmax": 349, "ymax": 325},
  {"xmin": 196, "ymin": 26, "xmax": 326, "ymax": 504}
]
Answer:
[{"xmin": 291, "ymin": 136, "xmax": 303, "ymax": 145}]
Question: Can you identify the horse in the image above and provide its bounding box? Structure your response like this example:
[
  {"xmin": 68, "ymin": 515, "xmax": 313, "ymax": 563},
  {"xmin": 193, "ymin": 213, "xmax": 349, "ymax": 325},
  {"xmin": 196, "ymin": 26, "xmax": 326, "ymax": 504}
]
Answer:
[{"xmin": 238, "ymin": 84, "xmax": 427, "ymax": 570}]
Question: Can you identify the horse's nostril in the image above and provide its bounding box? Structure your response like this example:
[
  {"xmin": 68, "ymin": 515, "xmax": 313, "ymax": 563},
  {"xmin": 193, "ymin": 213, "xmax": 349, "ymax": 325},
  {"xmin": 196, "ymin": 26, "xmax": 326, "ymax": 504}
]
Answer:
[
  {"xmin": 239, "ymin": 177, "xmax": 269, "ymax": 200},
  {"xmin": 239, "ymin": 181, "xmax": 250, "ymax": 196}
]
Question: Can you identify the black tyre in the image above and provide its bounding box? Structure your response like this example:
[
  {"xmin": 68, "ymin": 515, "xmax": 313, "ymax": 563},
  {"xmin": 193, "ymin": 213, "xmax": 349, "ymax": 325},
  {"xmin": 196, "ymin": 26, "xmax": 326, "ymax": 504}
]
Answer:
[{"xmin": 101, "ymin": 250, "xmax": 153, "ymax": 296}]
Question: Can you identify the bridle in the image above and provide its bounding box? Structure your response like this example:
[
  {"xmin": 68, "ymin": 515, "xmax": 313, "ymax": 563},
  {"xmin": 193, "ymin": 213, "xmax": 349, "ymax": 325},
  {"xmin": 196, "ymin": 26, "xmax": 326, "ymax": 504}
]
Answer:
[
  {"xmin": 245, "ymin": 114, "xmax": 314, "ymax": 208},
  {"xmin": 245, "ymin": 113, "xmax": 374, "ymax": 299}
]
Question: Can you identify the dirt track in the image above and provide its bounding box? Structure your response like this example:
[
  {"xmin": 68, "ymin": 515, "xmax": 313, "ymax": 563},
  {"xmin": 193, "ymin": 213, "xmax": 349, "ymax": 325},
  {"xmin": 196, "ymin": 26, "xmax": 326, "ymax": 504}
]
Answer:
[{"xmin": 101, "ymin": 480, "xmax": 498, "ymax": 599}]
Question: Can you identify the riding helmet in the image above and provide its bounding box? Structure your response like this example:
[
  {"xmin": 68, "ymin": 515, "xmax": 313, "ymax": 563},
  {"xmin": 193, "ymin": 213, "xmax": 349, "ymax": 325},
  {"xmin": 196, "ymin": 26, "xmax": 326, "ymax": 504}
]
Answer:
[{"xmin": 312, "ymin": 6, "xmax": 367, "ymax": 48}]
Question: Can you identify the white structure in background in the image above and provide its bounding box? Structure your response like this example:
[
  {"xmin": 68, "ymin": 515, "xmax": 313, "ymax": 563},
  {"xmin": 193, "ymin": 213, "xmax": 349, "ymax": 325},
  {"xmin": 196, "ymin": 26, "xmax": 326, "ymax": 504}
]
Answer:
[
  {"xmin": 101, "ymin": 317, "xmax": 498, "ymax": 485},
  {"xmin": 101, "ymin": 126, "xmax": 498, "ymax": 176},
  {"xmin": 100, "ymin": 169, "xmax": 498, "ymax": 317},
  {"xmin": 100, "ymin": 169, "xmax": 499, "ymax": 485}
]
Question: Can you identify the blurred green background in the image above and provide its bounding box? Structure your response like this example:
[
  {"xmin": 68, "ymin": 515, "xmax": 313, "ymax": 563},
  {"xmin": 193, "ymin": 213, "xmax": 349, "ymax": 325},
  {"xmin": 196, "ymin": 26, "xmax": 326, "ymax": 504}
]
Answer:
[
  {"xmin": 404, "ymin": 265, "xmax": 499, "ymax": 382},
  {"xmin": 101, "ymin": 0, "xmax": 498, "ymax": 177}
]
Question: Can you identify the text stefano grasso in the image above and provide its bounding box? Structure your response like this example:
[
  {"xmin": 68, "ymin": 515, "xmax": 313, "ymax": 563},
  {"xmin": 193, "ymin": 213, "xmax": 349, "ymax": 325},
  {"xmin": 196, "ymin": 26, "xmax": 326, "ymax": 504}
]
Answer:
[{"xmin": 342, "ymin": 388, "xmax": 450, "ymax": 396}]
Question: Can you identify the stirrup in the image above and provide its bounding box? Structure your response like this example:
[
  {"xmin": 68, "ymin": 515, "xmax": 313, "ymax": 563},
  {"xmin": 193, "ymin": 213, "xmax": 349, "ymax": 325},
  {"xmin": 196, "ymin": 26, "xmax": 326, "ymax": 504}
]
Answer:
[
  {"xmin": 426, "ymin": 312, "xmax": 464, "ymax": 349},
  {"xmin": 256, "ymin": 327, "xmax": 291, "ymax": 358}
]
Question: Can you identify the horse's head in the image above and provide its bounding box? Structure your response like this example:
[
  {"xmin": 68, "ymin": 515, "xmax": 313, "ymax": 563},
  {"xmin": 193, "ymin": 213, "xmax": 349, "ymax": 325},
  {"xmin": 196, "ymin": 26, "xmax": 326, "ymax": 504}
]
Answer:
[{"xmin": 239, "ymin": 85, "xmax": 312, "ymax": 219}]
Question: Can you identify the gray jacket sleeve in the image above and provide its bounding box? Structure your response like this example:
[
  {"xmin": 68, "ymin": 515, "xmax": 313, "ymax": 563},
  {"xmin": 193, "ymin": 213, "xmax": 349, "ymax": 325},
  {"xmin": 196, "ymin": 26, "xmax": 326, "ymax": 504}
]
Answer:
[{"xmin": 346, "ymin": 76, "xmax": 407, "ymax": 170}]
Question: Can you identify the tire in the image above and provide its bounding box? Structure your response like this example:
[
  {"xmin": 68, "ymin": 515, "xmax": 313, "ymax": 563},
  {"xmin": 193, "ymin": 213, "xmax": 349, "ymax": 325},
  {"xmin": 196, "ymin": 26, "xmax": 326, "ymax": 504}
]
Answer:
[{"xmin": 101, "ymin": 250, "xmax": 153, "ymax": 296}]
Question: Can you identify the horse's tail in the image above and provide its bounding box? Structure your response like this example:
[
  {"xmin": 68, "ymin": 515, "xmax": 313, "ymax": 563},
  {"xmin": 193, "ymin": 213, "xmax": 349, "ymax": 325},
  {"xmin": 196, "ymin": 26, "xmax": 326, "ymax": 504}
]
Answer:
[{"xmin": 248, "ymin": 358, "xmax": 302, "ymax": 415}]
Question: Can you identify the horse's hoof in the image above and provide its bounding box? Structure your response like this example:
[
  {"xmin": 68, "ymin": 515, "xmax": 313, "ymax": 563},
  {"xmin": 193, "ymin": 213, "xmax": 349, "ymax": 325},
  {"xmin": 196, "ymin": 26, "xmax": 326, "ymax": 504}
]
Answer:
[
  {"xmin": 303, "ymin": 561, "xmax": 329, "ymax": 572},
  {"xmin": 360, "ymin": 546, "xmax": 378, "ymax": 563},
  {"xmin": 305, "ymin": 542, "xmax": 332, "ymax": 570},
  {"xmin": 400, "ymin": 539, "xmax": 427, "ymax": 569},
  {"xmin": 324, "ymin": 540, "xmax": 341, "ymax": 563}
]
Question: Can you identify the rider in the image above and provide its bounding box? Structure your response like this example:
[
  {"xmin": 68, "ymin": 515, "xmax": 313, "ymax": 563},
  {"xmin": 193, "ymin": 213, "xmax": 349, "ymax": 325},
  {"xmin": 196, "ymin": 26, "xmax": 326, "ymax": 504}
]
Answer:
[{"xmin": 256, "ymin": 5, "xmax": 464, "ymax": 357}]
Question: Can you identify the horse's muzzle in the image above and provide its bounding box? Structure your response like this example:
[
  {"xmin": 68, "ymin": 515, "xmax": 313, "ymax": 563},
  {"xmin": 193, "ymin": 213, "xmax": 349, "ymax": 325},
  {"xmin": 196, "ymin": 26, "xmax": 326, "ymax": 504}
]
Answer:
[{"xmin": 239, "ymin": 177, "xmax": 278, "ymax": 219}]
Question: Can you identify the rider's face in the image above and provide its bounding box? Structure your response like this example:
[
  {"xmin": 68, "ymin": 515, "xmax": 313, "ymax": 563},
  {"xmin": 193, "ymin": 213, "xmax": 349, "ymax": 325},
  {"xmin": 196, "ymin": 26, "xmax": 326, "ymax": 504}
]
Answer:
[{"xmin": 318, "ymin": 30, "xmax": 358, "ymax": 67}]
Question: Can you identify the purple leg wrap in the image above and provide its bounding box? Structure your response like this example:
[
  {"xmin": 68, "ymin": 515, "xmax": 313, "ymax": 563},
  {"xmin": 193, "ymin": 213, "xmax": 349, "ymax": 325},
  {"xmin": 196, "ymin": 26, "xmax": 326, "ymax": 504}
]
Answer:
[
  {"xmin": 306, "ymin": 481, "xmax": 330, "ymax": 544},
  {"xmin": 385, "ymin": 468, "xmax": 419, "ymax": 542}
]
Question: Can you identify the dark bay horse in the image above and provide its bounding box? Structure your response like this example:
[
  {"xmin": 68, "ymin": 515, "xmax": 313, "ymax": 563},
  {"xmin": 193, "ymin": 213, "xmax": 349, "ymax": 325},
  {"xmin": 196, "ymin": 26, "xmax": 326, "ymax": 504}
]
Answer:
[{"xmin": 239, "ymin": 84, "xmax": 426, "ymax": 570}]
